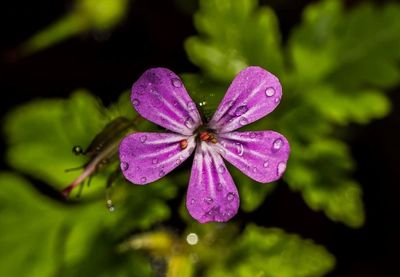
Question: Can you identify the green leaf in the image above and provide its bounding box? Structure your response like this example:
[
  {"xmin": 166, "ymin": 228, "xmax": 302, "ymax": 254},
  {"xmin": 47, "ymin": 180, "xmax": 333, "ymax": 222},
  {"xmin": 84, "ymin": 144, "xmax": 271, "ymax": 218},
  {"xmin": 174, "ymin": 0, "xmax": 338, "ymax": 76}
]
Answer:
[
  {"xmin": 289, "ymin": 0, "xmax": 400, "ymax": 88},
  {"xmin": 206, "ymin": 225, "xmax": 335, "ymax": 277},
  {"xmin": 0, "ymin": 172, "xmax": 152, "ymax": 277},
  {"xmin": 3, "ymin": 90, "xmax": 109, "ymax": 190},
  {"xmin": 285, "ymin": 140, "xmax": 365, "ymax": 228},
  {"xmin": 185, "ymin": 0, "xmax": 284, "ymax": 82}
]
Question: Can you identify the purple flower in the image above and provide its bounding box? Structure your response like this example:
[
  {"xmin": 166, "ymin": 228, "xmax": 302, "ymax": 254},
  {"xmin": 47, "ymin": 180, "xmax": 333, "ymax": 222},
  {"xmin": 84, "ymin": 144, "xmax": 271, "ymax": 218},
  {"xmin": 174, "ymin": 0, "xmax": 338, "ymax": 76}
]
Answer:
[{"xmin": 119, "ymin": 66, "xmax": 290, "ymax": 223}]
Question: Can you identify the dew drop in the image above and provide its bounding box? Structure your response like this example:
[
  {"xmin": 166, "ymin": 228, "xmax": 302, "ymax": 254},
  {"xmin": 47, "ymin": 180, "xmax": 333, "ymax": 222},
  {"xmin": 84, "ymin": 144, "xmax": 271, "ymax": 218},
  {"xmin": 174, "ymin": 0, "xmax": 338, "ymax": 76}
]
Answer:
[
  {"xmin": 216, "ymin": 183, "xmax": 223, "ymax": 191},
  {"xmin": 226, "ymin": 192, "xmax": 236, "ymax": 202},
  {"xmin": 184, "ymin": 117, "xmax": 194, "ymax": 129},
  {"xmin": 218, "ymin": 165, "xmax": 226, "ymax": 174},
  {"xmin": 204, "ymin": 197, "xmax": 214, "ymax": 204},
  {"xmin": 250, "ymin": 132, "xmax": 256, "ymax": 139},
  {"xmin": 239, "ymin": 117, "xmax": 249, "ymax": 126},
  {"xmin": 187, "ymin": 101, "xmax": 196, "ymax": 111},
  {"xmin": 190, "ymin": 198, "xmax": 195, "ymax": 205},
  {"xmin": 120, "ymin": 161, "xmax": 129, "ymax": 171},
  {"xmin": 274, "ymin": 97, "xmax": 280, "ymax": 103},
  {"xmin": 171, "ymin": 78, "xmax": 182, "ymax": 88},
  {"xmin": 108, "ymin": 205, "xmax": 115, "ymax": 212},
  {"xmin": 132, "ymin": 98, "xmax": 140, "ymax": 106},
  {"xmin": 272, "ymin": 138, "xmax": 283, "ymax": 151},
  {"xmin": 277, "ymin": 162, "xmax": 287, "ymax": 176},
  {"xmin": 252, "ymin": 167, "xmax": 257, "ymax": 173},
  {"xmin": 159, "ymin": 170, "xmax": 166, "ymax": 177},
  {"xmin": 140, "ymin": 135, "xmax": 147, "ymax": 143},
  {"xmin": 152, "ymin": 158, "xmax": 158, "ymax": 164},
  {"xmin": 140, "ymin": 177, "xmax": 147, "ymax": 183},
  {"xmin": 175, "ymin": 159, "xmax": 181, "ymax": 165},
  {"xmin": 263, "ymin": 160, "xmax": 269, "ymax": 168},
  {"xmin": 235, "ymin": 142, "xmax": 244, "ymax": 156},
  {"xmin": 234, "ymin": 105, "xmax": 248, "ymax": 116},
  {"xmin": 265, "ymin": 87, "xmax": 276, "ymax": 97}
]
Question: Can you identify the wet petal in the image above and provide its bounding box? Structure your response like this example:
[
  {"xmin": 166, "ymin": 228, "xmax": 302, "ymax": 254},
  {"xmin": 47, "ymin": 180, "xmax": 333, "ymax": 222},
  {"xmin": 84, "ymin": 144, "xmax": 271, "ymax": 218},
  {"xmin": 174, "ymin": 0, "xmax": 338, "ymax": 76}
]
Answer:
[
  {"xmin": 215, "ymin": 131, "xmax": 290, "ymax": 183},
  {"xmin": 186, "ymin": 141, "xmax": 239, "ymax": 223},
  {"xmin": 119, "ymin": 132, "xmax": 196, "ymax": 184},
  {"xmin": 209, "ymin": 66, "xmax": 282, "ymax": 133},
  {"xmin": 131, "ymin": 68, "xmax": 202, "ymax": 135}
]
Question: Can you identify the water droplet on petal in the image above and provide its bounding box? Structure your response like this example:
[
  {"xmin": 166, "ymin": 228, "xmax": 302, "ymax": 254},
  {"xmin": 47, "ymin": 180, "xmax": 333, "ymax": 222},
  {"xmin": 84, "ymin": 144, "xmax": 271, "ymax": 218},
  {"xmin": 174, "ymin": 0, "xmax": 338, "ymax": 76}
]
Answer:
[
  {"xmin": 218, "ymin": 165, "xmax": 226, "ymax": 174},
  {"xmin": 218, "ymin": 148, "xmax": 226, "ymax": 155},
  {"xmin": 274, "ymin": 97, "xmax": 281, "ymax": 103},
  {"xmin": 204, "ymin": 197, "xmax": 214, "ymax": 204},
  {"xmin": 159, "ymin": 170, "xmax": 165, "ymax": 177},
  {"xmin": 190, "ymin": 198, "xmax": 195, "ymax": 204},
  {"xmin": 277, "ymin": 162, "xmax": 287, "ymax": 176},
  {"xmin": 216, "ymin": 183, "xmax": 223, "ymax": 191},
  {"xmin": 226, "ymin": 192, "xmax": 236, "ymax": 202},
  {"xmin": 252, "ymin": 167, "xmax": 257, "ymax": 173},
  {"xmin": 239, "ymin": 117, "xmax": 249, "ymax": 126},
  {"xmin": 132, "ymin": 98, "xmax": 140, "ymax": 106},
  {"xmin": 120, "ymin": 161, "xmax": 129, "ymax": 171},
  {"xmin": 171, "ymin": 78, "xmax": 182, "ymax": 88},
  {"xmin": 235, "ymin": 143, "xmax": 244, "ymax": 156},
  {"xmin": 265, "ymin": 87, "xmax": 276, "ymax": 97},
  {"xmin": 152, "ymin": 158, "xmax": 158, "ymax": 164},
  {"xmin": 187, "ymin": 101, "xmax": 196, "ymax": 111},
  {"xmin": 140, "ymin": 135, "xmax": 147, "ymax": 143},
  {"xmin": 234, "ymin": 105, "xmax": 248, "ymax": 116},
  {"xmin": 263, "ymin": 161, "xmax": 269, "ymax": 168},
  {"xmin": 250, "ymin": 132, "xmax": 256, "ymax": 139},
  {"xmin": 184, "ymin": 117, "xmax": 194, "ymax": 129},
  {"xmin": 140, "ymin": 177, "xmax": 147, "ymax": 183},
  {"xmin": 272, "ymin": 138, "xmax": 283, "ymax": 151},
  {"xmin": 175, "ymin": 159, "xmax": 181, "ymax": 165}
]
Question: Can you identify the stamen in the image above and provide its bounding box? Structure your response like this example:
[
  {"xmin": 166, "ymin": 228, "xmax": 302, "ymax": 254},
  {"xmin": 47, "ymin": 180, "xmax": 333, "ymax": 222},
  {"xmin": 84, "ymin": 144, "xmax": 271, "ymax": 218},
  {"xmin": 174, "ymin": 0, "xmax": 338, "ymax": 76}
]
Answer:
[
  {"xmin": 200, "ymin": 131, "xmax": 210, "ymax": 141},
  {"xmin": 180, "ymin": 139, "xmax": 188, "ymax": 149}
]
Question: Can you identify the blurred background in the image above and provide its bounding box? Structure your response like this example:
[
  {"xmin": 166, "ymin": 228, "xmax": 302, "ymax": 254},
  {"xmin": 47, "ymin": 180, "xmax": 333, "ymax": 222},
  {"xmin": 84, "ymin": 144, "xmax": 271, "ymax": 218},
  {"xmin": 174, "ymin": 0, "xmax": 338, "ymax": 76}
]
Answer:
[{"xmin": 1, "ymin": 0, "xmax": 399, "ymax": 276}]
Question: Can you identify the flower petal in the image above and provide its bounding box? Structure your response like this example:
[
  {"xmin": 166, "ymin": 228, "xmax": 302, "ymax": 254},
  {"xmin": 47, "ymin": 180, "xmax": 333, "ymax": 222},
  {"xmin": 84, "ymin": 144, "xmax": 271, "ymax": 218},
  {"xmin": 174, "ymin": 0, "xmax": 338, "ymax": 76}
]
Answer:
[
  {"xmin": 119, "ymin": 132, "xmax": 196, "ymax": 184},
  {"xmin": 131, "ymin": 68, "xmax": 202, "ymax": 135},
  {"xmin": 186, "ymin": 141, "xmax": 239, "ymax": 223},
  {"xmin": 209, "ymin": 66, "xmax": 282, "ymax": 133},
  {"xmin": 215, "ymin": 131, "xmax": 290, "ymax": 183}
]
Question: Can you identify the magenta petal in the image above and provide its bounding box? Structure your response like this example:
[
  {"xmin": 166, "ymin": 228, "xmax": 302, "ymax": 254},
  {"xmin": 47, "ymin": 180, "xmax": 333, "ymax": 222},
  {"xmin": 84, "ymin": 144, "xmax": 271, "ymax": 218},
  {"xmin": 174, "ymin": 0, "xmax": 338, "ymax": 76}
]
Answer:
[
  {"xmin": 209, "ymin": 66, "xmax": 282, "ymax": 133},
  {"xmin": 186, "ymin": 141, "xmax": 239, "ymax": 223},
  {"xmin": 131, "ymin": 68, "xmax": 202, "ymax": 135},
  {"xmin": 119, "ymin": 132, "xmax": 196, "ymax": 184},
  {"xmin": 215, "ymin": 131, "xmax": 290, "ymax": 183}
]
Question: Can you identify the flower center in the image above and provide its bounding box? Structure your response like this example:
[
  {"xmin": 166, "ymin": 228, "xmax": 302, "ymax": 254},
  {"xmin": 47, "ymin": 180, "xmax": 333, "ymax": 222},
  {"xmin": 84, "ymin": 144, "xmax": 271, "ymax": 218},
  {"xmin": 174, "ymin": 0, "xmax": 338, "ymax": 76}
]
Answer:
[{"xmin": 199, "ymin": 131, "xmax": 218, "ymax": 144}]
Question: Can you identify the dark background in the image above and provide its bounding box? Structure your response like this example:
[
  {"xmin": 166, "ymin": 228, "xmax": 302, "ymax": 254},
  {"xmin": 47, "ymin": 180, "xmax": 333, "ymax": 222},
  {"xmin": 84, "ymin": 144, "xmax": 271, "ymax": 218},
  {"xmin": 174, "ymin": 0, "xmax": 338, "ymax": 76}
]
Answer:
[{"xmin": 1, "ymin": 0, "xmax": 399, "ymax": 275}]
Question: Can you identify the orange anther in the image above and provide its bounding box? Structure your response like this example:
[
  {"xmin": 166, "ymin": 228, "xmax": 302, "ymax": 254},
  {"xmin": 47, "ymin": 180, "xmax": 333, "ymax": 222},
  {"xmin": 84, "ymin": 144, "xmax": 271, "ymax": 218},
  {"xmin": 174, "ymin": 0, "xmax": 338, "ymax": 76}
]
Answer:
[
  {"xmin": 200, "ymin": 131, "xmax": 210, "ymax": 141},
  {"xmin": 180, "ymin": 139, "xmax": 188, "ymax": 149}
]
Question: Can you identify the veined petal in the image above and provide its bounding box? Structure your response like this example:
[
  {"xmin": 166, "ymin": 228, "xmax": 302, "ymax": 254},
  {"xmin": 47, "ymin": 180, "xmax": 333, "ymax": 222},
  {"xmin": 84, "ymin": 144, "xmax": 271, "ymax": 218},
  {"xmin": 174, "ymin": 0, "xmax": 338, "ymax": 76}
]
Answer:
[
  {"xmin": 215, "ymin": 131, "xmax": 290, "ymax": 183},
  {"xmin": 131, "ymin": 68, "xmax": 202, "ymax": 135},
  {"xmin": 186, "ymin": 141, "xmax": 239, "ymax": 223},
  {"xmin": 119, "ymin": 132, "xmax": 196, "ymax": 184},
  {"xmin": 209, "ymin": 66, "xmax": 282, "ymax": 133}
]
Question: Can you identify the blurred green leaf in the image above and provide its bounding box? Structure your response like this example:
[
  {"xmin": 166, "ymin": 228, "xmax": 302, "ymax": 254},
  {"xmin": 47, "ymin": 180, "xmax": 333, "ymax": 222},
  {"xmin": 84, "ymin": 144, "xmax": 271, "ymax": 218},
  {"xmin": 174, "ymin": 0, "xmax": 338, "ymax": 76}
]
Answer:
[
  {"xmin": 4, "ymin": 90, "xmax": 108, "ymax": 190},
  {"xmin": 185, "ymin": 0, "xmax": 400, "ymax": 227},
  {"xmin": 0, "ymin": 172, "xmax": 152, "ymax": 277},
  {"xmin": 289, "ymin": 0, "xmax": 400, "ymax": 88},
  {"xmin": 204, "ymin": 225, "xmax": 335, "ymax": 277},
  {"xmin": 20, "ymin": 0, "xmax": 129, "ymax": 56},
  {"xmin": 185, "ymin": 0, "xmax": 284, "ymax": 82}
]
